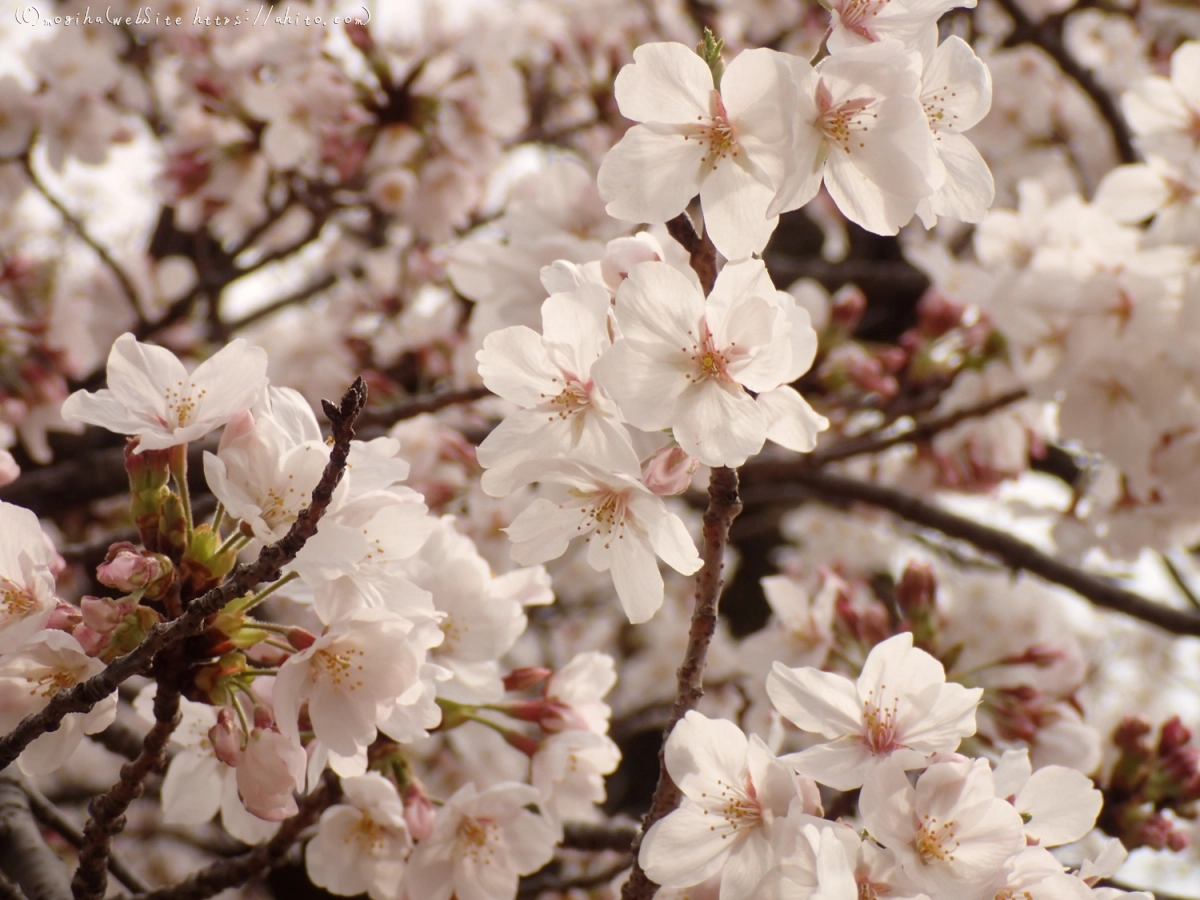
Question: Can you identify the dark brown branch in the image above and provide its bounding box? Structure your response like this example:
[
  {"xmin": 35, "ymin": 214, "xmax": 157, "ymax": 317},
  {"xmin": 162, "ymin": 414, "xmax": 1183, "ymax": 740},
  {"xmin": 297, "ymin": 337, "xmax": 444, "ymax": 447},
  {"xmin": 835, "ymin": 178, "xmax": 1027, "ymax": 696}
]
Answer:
[
  {"xmin": 0, "ymin": 378, "xmax": 368, "ymax": 771},
  {"xmin": 130, "ymin": 774, "xmax": 340, "ymax": 900},
  {"xmin": 19, "ymin": 778, "xmax": 149, "ymax": 894},
  {"xmin": 356, "ymin": 385, "xmax": 493, "ymax": 428},
  {"xmin": 665, "ymin": 212, "xmax": 717, "ymax": 296},
  {"xmin": 621, "ymin": 466, "xmax": 742, "ymax": 900},
  {"xmin": 87, "ymin": 718, "xmax": 150, "ymax": 762},
  {"xmin": 72, "ymin": 685, "xmax": 181, "ymax": 900},
  {"xmin": 18, "ymin": 155, "xmax": 146, "ymax": 325},
  {"xmin": 561, "ymin": 822, "xmax": 638, "ymax": 853},
  {"xmin": 1161, "ymin": 553, "xmax": 1200, "ymax": 612},
  {"xmin": 992, "ymin": 0, "xmax": 1137, "ymax": 164},
  {"xmin": 811, "ymin": 389, "xmax": 1029, "ymax": 465},
  {"xmin": 0, "ymin": 773, "xmax": 71, "ymax": 900},
  {"xmin": 740, "ymin": 464, "xmax": 1200, "ymax": 637}
]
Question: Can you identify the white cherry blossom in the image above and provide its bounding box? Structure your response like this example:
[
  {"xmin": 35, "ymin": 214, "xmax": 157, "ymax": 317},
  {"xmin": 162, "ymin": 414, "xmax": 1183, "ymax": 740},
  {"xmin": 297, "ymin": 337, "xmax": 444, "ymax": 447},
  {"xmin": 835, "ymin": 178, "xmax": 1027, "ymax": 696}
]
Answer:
[
  {"xmin": 597, "ymin": 42, "xmax": 792, "ymax": 260},
  {"xmin": 530, "ymin": 729, "xmax": 621, "ymax": 826},
  {"xmin": 504, "ymin": 457, "xmax": 701, "ymax": 624},
  {"xmin": 60, "ymin": 333, "xmax": 269, "ymax": 451},
  {"xmin": 0, "ymin": 501, "xmax": 58, "ymax": 655},
  {"xmin": 992, "ymin": 748, "xmax": 1103, "ymax": 847},
  {"xmin": 826, "ymin": 0, "xmax": 979, "ymax": 54},
  {"xmin": 639, "ymin": 711, "xmax": 822, "ymax": 900},
  {"xmin": 305, "ymin": 773, "xmax": 412, "ymax": 900},
  {"xmin": 769, "ymin": 41, "xmax": 944, "ymax": 236},
  {"xmin": 767, "ymin": 632, "xmax": 982, "ymax": 790},
  {"xmin": 406, "ymin": 782, "xmax": 558, "ymax": 900},
  {"xmin": 0, "ymin": 631, "xmax": 117, "ymax": 776},
  {"xmin": 593, "ymin": 260, "xmax": 826, "ymax": 468},
  {"xmin": 475, "ymin": 283, "xmax": 638, "ymax": 497}
]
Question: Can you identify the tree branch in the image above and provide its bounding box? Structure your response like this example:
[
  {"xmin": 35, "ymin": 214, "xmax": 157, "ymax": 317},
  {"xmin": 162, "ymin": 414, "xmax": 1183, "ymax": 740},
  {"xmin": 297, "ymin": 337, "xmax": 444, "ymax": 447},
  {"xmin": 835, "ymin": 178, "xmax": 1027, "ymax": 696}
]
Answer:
[
  {"xmin": 740, "ymin": 464, "xmax": 1200, "ymax": 637},
  {"xmin": 561, "ymin": 822, "xmax": 638, "ymax": 853},
  {"xmin": 992, "ymin": 0, "xmax": 1137, "ymax": 164},
  {"xmin": 665, "ymin": 212, "xmax": 717, "ymax": 296},
  {"xmin": 0, "ymin": 772, "xmax": 71, "ymax": 900},
  {"xmin": 225, "ymin": 273, "xmax": 339, "ymax": 333},
  {"xmin": 621, "ymin": 466, "xmax": 742, "ymax": 900},
  {"xmin": 72, "ymin": 685, "xmax": 180, "ymax": 900},
  {"xmin": 18, "ymin": 777, "xmax": 149, "ymax": 894},
  {"xmin": 130, "ymin": 774, "xmax": 339, "ymax": 900},
  {"xmin": 0, "ymin": 378, "xmax": 368, "ymax": 771},
  {"xmin": 19, "ymin": 155, "xmax": 146, "ymax": 326},
  {"xmin": 356, "ymin": 385, "xmax": 492, "ymax": 428}
]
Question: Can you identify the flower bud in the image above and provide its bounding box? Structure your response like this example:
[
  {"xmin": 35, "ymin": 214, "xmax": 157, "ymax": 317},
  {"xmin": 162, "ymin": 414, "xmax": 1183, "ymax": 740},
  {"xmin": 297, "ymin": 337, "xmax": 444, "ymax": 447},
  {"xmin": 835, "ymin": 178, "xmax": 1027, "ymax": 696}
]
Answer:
[
  {"xmin": 601, "ymin": 234, "xmax": 662, "ymax": 291},
  {"xmin": 237, "ymin": 727, "xmax": 305, "ymax": 822},
  {"xmin": 895, "ymin": 561, "xmax": 937, "ymax": 617},
  {"xmin": 46, "ymin": 599, "xmax": 82, "ymax": 632},
  {"xmin": 0, "ymin": 450, "xmax": 19, "ymax": 488},
  {"xmin": 403, "ymin": 780, "xmax": 437, "ymax": 842},
  {"xmin": 210, "ymin": 708, "xmax": 244, "ymax": 767},
  {"xmin": 503, "ymin": 667, "xmax": 552, "ymax": 692},
  {"xmin": 80, "ymin": 595, "xmax": 125, "ymax": 632},
  {"xmin": 97, "ymin": 544, "xmax": 173, "ymax": 596},
  {"xmin": 641, "ymin": 446, "xmax": 699, "ymax": 496},
  {"xmin": 1158, "ymin": 716, "xmax": 1192, "ymax": 755}
]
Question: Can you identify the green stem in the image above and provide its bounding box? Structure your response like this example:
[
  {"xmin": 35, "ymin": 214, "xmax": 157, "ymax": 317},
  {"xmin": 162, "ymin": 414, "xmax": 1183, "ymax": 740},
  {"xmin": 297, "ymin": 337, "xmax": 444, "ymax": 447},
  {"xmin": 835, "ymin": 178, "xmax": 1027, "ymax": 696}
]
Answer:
[
  {"xmin": 217, "ymin": 531, "xmax": 248, "ymax": 557},
  {"xmin": 263, "ymin": 639, "xmax": 295, "ymax": 654},
  {"xmin": 242, "ymin": 571, "xmax": 299, "ymax": 613},
  {"xmin": 169, "ymin": 444, "xmax": 194, "ymax": 541},
  {"xmin": 242, "ymin": 668, "xmax": 280, "ymax": 677},
  {"xmin": 211, "ymin": 502, "xmax": 225, "ymax": 535},
  {"xmin": 230, "ymin": 694, "xmax": 251, "ymax": 737}
]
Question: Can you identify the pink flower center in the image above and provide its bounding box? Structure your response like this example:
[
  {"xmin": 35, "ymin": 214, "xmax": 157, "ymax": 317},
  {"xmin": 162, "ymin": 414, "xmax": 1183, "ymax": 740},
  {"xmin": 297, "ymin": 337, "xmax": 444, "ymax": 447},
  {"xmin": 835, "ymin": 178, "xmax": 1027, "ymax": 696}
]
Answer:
[
  {"xmin": 348, "ymin": 814, "xmax": 387, "ymax": 852},
  {"xmin": 684, "ymin": 91, "xmax": 740, "ymax": 170},
  {"xmin": 861, "ymin": 686, "xmax": 903, "ymax": 755},
  {"xmin": 834, "ymin": 0, "xmax": 891, "ymax": 39},
  {"xmin": 684, "ymin": 322, "xmax": 734, "ymax": 383},
  {"xmin": 540, "ymin": 374, "xmax": 592, "ymax": 419},
  {"xmin": 457, "ymin": 815, "xmax": 500, "ymax": 864},
  {"xmin": 701, "ymin": 775, "xmax": 765, "ymax": 839},
  {"xmin": 816, "ymin": 81, "xmax": 878, "ymax": 155},
  {"xmin": 314, "ymin": 646, "xmax": 366, "ymax": 691}
]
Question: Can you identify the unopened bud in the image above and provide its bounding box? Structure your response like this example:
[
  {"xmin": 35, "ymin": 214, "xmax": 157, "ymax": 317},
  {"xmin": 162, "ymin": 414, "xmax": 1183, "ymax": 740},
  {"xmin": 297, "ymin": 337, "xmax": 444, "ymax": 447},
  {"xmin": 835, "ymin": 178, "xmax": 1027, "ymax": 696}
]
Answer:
[
  {"xmin": 344, "ymin": 21, "xmax": 375, "ymax": 53},
  {"xmin": 286, "ymin": 627, "xmax": 317, "ymax": 651},
  {"xmin": 895, "ymin": 562, "xmax": 937, "ymax": 617},
  {"xmin": 916, "ymin": 290, "xmax": 965, "ymax": 336},
  {"xmin": 0, "ymin": 450, "xmax": 19, "ymax": 488},
  {"xmin": 830, "ymin": 284, "xmax": 867, "ymax": 331},
  {"xmin": 1159, "ymin": 716, "xmax": 1193, "ymax": 755},
  {"xmin": 601, "ymin": 234, "xmax": 662, "ymax": 291},
  {"xmin": 403, "ymin": 780, "xmax": 437, "ymax": 841},
  {"xmin": 210, "ymin": 708, "xmax": 245, "ymax": 767},
  {"xmin": 46, "ymin": 599, "xmax": 82, "ymax": 632},
  {"xmin": 641, "ymin": 446, "xmax": 699, "ymax": 496},
  {"xmin": 80, "ymin": 595, "xmax": 125, "ymax": 633},
  {"xmin": 1115, "ymin": 716, "xmax": 1154, "ymax": 753},
  {"xmin": 503, "ymin": 667, "xmax": 552, "ymax": 692},
  {"xmin": 97, "ymin": 544, "xmax": 172, "ymax": 595}
]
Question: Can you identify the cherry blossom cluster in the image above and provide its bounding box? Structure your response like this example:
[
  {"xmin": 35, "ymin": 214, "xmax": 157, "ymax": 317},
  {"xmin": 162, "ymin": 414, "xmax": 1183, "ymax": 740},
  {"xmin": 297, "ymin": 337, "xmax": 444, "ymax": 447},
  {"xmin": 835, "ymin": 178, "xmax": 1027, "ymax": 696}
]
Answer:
[{"xmin": 1, "ymin": 0, "xmax": 1200, "ymax": 898}]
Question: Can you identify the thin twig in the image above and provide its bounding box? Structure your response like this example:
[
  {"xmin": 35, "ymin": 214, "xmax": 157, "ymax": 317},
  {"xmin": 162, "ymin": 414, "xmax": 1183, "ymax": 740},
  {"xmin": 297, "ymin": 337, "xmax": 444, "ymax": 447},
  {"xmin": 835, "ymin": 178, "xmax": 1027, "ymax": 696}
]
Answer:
[
  {"xmin": 621, "ymin": 466, "xmax": 742, "ymax": 900},
  {"xmin": 0, "ymin": 378, "xmax": 368, "ymax": 771},
  {"xmin": 811, "ymin": 389, "xmax": 1029, "ymax": 465},
  {"xmin": 1161, "ymin": 553, "xmax": 1200, "ymax": 612},
  {"xmin": 20, "ymin": 778, "xmax": 149, "ymax": 894},
  {"xmin": 129, "ymin": 773, "xmax": 339, "ymax": 900},
  {"xmin": 740, "ymin": 464, "xmax": 1200, "ymax": 637},
  {"xmin": 356, "ymin": 385, "xmax": 492, "ymax": 428},
  {"xmin": 225, "ymin": 273, "xmax": 338, "ymax": 332},
  {"xmin": 992, "ymin": 0, "xmax": 1137, "ymax": 164},
  {"xmin": 19, "ymin": 155, "xmax": 146, "ymax": 324}
]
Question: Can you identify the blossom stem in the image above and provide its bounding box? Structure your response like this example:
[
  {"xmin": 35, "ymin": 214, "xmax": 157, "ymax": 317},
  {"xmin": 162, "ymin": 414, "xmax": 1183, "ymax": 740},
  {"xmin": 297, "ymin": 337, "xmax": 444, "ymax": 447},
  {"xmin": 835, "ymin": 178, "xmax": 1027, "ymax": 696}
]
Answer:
[
  {"xmin": 240, "ymin": 572, "xmax": 299, "ymax": 614},
  {"xmin": 211, "ymin": 503, "xmax": 225, "ymax": 535},
  {"xmin": 230, "ymin": 692, "xmax": 251, "ymax": 737},
  {"xmin": 621, "ymin": 466, "xmax": 742, "ymax": 900},
  {"xmin": 168, "ymin": 444, "xmax": 194, "ymax": 542},
  {"xmin": 216, "ymin": 532, "xmax": 248, "ymax": 558}
]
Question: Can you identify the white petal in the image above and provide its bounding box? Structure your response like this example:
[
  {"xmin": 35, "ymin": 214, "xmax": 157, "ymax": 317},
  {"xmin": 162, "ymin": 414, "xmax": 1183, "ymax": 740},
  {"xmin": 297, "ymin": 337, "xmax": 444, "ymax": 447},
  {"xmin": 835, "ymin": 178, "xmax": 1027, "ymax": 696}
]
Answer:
[
  {"xmin": 1017, "ymin": 766, "xmax": 1103, "ymax": 846},
  {"xmin": 767, "ymin": 661, "xmax": 863, "ymax": 738},
  {"xmin": 758, "ymin": 386, "xmax": 829, "ymax": 453},
  {"xmin": 615, "ymin": 42, "xmax": 713, "ymax": 125},
  {"xmin": 699, "ymin": 157, "xmax": 779, "ymax": 261},
  {"xmin": 609, "ymin": 528, "xmax": 665, "ymax": 624},
  {"xmin": 598, "ymin": 125, "xmax": 706, "ymax": 224},
  {"xmin": 672, "ymin": 382, "xmax": 767, "ymax": 468}
]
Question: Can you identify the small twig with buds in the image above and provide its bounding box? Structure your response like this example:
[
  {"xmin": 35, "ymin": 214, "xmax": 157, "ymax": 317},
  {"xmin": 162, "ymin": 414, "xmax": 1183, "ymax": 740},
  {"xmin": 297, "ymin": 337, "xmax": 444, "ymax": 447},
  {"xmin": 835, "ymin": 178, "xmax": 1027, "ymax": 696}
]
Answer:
[{"xmin": 0, "ymin": 378, "xmax": 368, "ymax": 772}]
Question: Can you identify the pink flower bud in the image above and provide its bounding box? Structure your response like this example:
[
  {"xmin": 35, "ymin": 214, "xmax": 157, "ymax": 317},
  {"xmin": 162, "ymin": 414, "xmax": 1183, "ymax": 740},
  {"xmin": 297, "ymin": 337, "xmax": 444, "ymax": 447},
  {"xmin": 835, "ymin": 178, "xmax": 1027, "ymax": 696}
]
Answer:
[
  {"xmin": 80, "ymin": 596, "xmax": 125, "ymax": 633},
  {"xmin": 209, "ymin": 709, "xmax": 245, "ymax": 767},
  {"xmin": 237, "ymin": 728, "xmax": 306, "ymax": 822},
  {"xmin": 46, "ymin": 600, "xmax": 82, "ymax": 632},
  {"xmin": 286, "ymin": 627, "xmax": 317, "ymax": 651},
  {"xmin": 1159, "ymin": 716, "xmax": 1192, "ymax": 755},
  {"xmin": 503, "ymin": 667, "xmax": 552, "ymax": 692},
  {"xmin": 505, "ymin": 699, "xmax": 590, "ymax": 733},
  {"xmin": 830, "ymin": 284, "xmax": 866, "ymax": 330},
  {"xmin": 895, "ymin": 561, "xmax": 937, "ymax": 617},
  {"xmin": 403, "ymin": 781, "xmax": 437, "ymax": 842},
  {"xmin": 641, "ymin": 446, "xmax": 699, "ymax": 496},
  {"xmin": 97, "ymin": 544, "xmax": 165, "ymax": 593}
]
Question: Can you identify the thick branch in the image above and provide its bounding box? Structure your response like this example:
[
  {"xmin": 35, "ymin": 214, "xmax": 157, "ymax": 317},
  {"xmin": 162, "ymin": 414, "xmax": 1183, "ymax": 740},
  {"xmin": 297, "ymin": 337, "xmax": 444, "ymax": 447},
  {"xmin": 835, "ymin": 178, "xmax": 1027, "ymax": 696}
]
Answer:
[
  {"xmin": 621, "ymin": 466, "xmax": 742, "ymax": 900},
  {"xmin": 561, "ymin": 822, "xmax": 638, "ymax": 853},
  {"xmin": 992, "ymin": 0, "xmax": 1137, "ymax": 164},
  {"xmin": 130, "ymin": 774, "xmax": 339, "ymax": 900},
  {"xmin": 19, "ymin": 778, "xmax": 149, "ymax": 894},
  {"xmin": 0, "ymin": 773, "xmax": 71, "ymax": 900},
  {"xmin": 740, "ymin": 464, "xmax": 1200, "ymax": 637},
  {"xmin": 0, "ymin": 378, "xmax": 368, "ymax": 771}
]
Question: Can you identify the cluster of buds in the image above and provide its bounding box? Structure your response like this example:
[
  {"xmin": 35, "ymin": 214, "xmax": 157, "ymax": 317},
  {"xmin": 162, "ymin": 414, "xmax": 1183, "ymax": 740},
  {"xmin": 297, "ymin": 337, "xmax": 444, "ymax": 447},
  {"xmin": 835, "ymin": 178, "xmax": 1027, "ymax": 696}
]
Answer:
[{"xmin": 1101, "ymin": 715, "xmax": 1200, "ymax": 852}]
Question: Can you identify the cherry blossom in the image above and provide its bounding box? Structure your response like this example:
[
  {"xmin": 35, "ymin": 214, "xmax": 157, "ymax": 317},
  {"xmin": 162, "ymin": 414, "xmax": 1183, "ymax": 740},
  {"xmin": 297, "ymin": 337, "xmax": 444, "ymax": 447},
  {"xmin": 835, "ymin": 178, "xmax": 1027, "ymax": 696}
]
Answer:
[
  {"xmin": 768, "ymin": 40, "xmax": 944, "ymax": 236},
  {"xmin": 0, "ymin": 501, "xmax": 58, "ymax": 655},
  {"xmin": 406, "ymin": 782, "xmax": 558, "ymax": 900},
  {"xmin": 825, "ymin": 0, "xmax": 979, "ymax": 53},
  {"xmin": 766, "ymin": 632, "xmax": 983, "ymax": 790},
  {"xmin": 60, "ymin": 333, "xmax": 269, "ymax": 451},
  {"xmin": 639, "ymin": 711, "xmax": 822, "ymax": 900},
  {"xmin": 597, "ymin": 42, "xmax": 793, "ymax": 260},
  {"xmin": 504, "ymin": 457, "xmax": 701, "ymax": 623},
  {"xmin": 305, "ymin": 773, "xmax": 412, "ymax": 900},
  {"xmin": 593, "ymin": 259, "xmax": 826, "ymax": 468}
]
